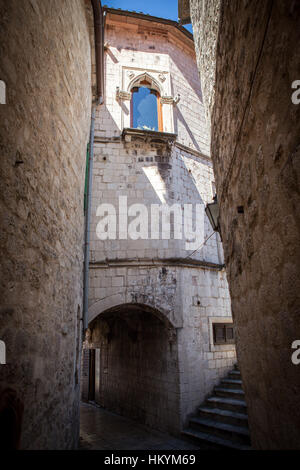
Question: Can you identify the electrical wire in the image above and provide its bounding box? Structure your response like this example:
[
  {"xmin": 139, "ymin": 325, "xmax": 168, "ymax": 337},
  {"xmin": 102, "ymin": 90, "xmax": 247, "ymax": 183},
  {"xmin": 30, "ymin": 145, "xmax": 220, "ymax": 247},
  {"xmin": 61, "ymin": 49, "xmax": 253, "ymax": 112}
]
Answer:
[{"xmin": 184, "ymin": 230, "xmax": 215, "ymax": 260}]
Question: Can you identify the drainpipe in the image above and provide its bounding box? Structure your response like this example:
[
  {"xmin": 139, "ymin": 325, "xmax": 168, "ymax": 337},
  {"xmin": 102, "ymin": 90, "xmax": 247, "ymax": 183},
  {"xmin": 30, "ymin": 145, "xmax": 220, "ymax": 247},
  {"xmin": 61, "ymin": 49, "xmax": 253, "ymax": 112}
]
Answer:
[
  {"xmin": 83, "ymin": 0, "xmax": 105, "ymax": 333},
  {"xmin": 83, "ymin": 105, "xmax": 96, "ymax": 333}
]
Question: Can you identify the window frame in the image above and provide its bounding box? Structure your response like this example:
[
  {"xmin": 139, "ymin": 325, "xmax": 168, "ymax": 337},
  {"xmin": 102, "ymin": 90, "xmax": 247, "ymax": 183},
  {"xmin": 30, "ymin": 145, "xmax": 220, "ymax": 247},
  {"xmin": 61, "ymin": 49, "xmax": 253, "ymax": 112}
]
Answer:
[
  {"xmin": 213, "ymin": 322, "xmax": 235, "ymax": 345},
  {"xmin": 130, "ymin": 85, "xmax": 163, "ymax": 132}
]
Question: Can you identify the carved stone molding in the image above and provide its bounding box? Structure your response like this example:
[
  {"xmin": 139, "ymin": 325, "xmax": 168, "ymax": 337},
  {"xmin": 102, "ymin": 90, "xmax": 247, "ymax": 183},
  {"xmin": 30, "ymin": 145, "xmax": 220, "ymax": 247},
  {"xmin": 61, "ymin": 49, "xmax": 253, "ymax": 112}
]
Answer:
[
  {"xmin": 161, "ymin": 94, "xmax": 181, "ymax": 105},
  {"xmin": 116, "ymin": 87, "xmax": 131, "ymax": 101},
  {"xmin": 122, "ymin": 127, "xmax": 177, "ymax": 151},
  {"xmin": 160, "ymin": 96, "xmax": 174, "ymax": 105}
]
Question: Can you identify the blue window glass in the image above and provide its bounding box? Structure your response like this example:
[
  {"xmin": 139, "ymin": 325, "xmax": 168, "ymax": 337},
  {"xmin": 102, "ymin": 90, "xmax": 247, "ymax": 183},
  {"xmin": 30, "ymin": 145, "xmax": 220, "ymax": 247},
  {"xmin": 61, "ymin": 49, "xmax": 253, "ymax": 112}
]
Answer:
[{"xmin": 132, "ymin": 87, "xmax": 158, "ymax": 131}]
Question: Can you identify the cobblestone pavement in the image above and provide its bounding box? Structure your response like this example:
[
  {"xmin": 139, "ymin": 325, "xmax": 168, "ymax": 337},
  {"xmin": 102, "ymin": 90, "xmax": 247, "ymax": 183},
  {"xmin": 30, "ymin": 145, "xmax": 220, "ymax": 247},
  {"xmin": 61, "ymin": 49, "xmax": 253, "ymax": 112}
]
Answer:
[{"xmin": 80, "ymin": 402, "xmax": 200, "ymax": 450}]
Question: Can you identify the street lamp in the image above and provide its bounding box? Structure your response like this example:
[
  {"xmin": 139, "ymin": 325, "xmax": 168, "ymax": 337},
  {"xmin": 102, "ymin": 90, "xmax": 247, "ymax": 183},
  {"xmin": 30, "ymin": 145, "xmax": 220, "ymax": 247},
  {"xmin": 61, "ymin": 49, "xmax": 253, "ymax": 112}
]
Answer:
[{"xmin": 205, "ymin": 195, "xmax": 219, "ymax": 232}]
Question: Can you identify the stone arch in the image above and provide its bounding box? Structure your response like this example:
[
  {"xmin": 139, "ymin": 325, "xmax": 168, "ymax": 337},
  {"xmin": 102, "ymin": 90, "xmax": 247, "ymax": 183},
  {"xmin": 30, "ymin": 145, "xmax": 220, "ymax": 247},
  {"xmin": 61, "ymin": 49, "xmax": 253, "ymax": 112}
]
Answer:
[
  {"xmin": 88, "ymin": 294, "xmax": 179, "ymax": 329},
  {"xmin": 127, "ymin": 71, "xmax": 162, "ymax": 95},
  {"xmin": 85, "ymin": 298, "xmax": 180, "ymax": 433}
]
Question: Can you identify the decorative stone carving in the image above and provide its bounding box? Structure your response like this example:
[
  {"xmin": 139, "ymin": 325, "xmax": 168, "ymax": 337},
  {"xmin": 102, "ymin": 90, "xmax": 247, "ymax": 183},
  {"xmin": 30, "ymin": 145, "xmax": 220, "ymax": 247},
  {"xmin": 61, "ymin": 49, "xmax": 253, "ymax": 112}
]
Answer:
[
  {"xmin": 85, "ymin": 328, "xmax": 92, "ymax": 342},
  {"xmin": 116, "ymin": 87, "xmax": 131, "ymax": 101},
  {"xmin": 161, "ymin": 94, "xmax": 181, "ymax": 105},
  {"xmin": 167, "ymin": 327, "xmax": 177, "ymax": 344},
  {"xmin": 158, "ymin": 73, "xmax": 166, "ymax": 82},
  {"xmin": 161, "ymin": 95, "xmax": 174, "ymax": 105},
  {"xmin": 127, "ymin": 71, "xmax": 135, "ymax": 79}
]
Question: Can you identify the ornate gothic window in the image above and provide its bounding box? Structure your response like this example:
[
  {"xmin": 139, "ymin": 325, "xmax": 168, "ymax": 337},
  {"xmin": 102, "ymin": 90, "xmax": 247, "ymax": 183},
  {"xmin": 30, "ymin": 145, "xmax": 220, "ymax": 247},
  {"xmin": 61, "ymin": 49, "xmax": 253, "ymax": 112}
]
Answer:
[{"xmin": 130, "ymin": 75, "xmax": 163, "ymax": 132}]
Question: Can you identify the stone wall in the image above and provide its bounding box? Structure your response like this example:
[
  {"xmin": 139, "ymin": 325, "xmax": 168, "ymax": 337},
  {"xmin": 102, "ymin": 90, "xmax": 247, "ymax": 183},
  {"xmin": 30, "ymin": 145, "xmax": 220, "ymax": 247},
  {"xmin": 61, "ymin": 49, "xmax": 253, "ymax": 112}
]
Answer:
[
  {"xmin": 86, "ymin": 263, "xmax": 234, "ymax": 433},
  {"xmin": 98, "ymin": 11, "xmax": 210, "ymax": 154},
  {"xmin": 189, "ymin": 0, "xmax": 221, "ymax": 129},
  {"xmin": 85, "ymin": 11, "xmax": 236, "ymax": 434},
  {"xmin": 0, "ymin": 0, "xmax": 93, "ymax": 449},
  {"xmin": 189, "ymin": 0, "xmax": 300, "ymax": 449},
  {"xmin": 87, "ymin": 262, "xmax": 235, "ymax": 432},
  {"xmin": 90, "ymin": 138, "xmax": 221, "ymax": 263}
]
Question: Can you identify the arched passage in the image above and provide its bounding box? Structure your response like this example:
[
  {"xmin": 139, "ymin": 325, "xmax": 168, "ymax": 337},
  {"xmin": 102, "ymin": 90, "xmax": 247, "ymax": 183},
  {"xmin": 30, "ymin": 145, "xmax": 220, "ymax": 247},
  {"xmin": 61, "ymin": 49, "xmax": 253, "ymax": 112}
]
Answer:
[{"xmin": 82, "ymin": 303, "xmax": 180, "ymax": 434}]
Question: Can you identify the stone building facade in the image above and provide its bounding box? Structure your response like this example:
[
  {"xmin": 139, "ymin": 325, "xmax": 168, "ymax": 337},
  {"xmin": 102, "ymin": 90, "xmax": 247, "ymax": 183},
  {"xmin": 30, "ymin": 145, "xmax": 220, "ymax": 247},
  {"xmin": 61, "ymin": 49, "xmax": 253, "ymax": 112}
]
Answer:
[
  {"xmin": 1, "ymin": 0, "xmax": 298, "ymax": 450},
  {"xmin": 0, "ymin": 0, "xmax": 98, "ymax": 449},
  {"xmin": 183, "ymin": 0, "xmax": 300, "ymax": 449},
  {"xmin": 82, "ymin": 9, "xmax": 236, "ymax": 434}
]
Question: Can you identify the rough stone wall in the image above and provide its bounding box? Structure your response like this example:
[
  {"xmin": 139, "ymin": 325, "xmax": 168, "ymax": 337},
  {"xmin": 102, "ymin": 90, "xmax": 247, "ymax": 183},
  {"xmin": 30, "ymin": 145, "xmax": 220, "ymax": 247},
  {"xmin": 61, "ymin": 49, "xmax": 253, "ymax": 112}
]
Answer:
[
  {"xmin": 189, "ymin": 0, "xmax": 221, "ymax": 128},
  {"xmin": 85, "ymin": 13, "xmax": 236, "ymax": 434},
  {"xmin": 190, "ymin": 0, "xmax": 300, "ymax": 449},
  {"xmin": 0, "ymin": 0, "xmax": 93, "ymax": 449}
]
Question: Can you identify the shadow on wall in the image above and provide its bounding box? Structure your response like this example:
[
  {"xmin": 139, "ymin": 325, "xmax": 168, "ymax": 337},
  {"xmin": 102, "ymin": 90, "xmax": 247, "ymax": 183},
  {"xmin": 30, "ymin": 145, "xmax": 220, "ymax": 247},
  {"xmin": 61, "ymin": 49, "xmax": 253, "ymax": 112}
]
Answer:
[
  {"xmin": 178, "ymin": 152, "xmax": 221, "ymax": 262},
  {"xmin": 95, "ymin": 104, "xmax": 121, "ymax": 136},
  {"xmin": 173, "ymin": 105, "xmax": 201, "ymax": 152},
  {"xmin": 106, "ymin": 47, "xmax": 118, "ymax": 64},
  {"xmin": 168, "ymin": 47, "xmax": 203, "ymax": 103},
  {"xmin": 91, "ymin": 132, "xmax": 215, "ymax": 261},
  {"xmin": 0, "ymin": 386, "xmax": 24, "ymax": 450},
  {"xmin": 84, "ymin": 304, "xmax": 181, "ymax": 434},
  {"xmin": 169, "ymin": 74, "xmax": 204, "ymax": 154}
]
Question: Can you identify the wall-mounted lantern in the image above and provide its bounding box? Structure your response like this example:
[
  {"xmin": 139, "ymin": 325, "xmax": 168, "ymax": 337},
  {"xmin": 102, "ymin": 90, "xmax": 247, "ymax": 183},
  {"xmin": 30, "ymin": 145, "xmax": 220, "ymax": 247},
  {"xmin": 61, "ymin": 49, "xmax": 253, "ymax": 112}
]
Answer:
[{"xmin": 205, "ymin": 195, "xmax": 219, "ymax": 232}]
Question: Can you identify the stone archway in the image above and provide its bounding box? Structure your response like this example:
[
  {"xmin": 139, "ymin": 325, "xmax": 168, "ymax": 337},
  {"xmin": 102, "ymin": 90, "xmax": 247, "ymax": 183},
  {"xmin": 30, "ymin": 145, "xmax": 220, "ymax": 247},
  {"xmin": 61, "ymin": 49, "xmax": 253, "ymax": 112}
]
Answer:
[
  {"xmin": 83, "ymin": 303, "xmax": 180, "ymax": 434},
  {"xmin": 88, "ymin": 282, "xmax": 184, "ymax": 329}
]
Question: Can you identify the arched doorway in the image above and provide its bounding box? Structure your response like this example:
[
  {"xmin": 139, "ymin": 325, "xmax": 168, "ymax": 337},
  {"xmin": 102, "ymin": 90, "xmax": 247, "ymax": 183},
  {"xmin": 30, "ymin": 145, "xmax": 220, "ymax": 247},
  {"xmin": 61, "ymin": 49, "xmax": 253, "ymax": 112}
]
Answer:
[{"xmin": 81, "ymin": 303, "xmax": 180, "ymax": 434}]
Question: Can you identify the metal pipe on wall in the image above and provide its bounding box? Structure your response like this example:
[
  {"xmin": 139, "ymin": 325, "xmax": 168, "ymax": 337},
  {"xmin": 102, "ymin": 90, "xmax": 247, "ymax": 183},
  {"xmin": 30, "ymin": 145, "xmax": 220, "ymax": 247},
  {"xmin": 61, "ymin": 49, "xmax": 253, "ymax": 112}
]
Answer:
[{"xmin": 83, "ymin": 0, "xmax": 104, "ymax": 333}]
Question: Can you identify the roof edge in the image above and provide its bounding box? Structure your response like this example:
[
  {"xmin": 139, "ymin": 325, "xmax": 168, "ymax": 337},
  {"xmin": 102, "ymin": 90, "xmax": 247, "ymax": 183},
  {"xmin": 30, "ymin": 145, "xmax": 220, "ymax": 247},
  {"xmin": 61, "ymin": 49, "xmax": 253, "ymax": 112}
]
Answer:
[{"xmin": 103, "ymin": 7, "xmax": 193, "ymax": 42}]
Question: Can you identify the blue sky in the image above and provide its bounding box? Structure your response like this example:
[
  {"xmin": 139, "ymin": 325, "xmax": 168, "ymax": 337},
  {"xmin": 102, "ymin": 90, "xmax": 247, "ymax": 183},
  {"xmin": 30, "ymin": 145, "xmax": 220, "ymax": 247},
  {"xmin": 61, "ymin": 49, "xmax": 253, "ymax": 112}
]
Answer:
[
  {"xmin": 103, "ymin": 0, "xmax": 193, "ymax": 33},
  {"xmin": 133, "ymin": 87, "xmax": 158, "ymax": 131}
]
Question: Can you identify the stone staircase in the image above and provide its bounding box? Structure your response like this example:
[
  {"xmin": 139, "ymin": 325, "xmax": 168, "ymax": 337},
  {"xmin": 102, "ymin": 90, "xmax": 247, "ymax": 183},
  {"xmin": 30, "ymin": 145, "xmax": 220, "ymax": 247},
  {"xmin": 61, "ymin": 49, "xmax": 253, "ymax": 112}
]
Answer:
[{"xmin": 182, "ymin": 364, "xmax": 251, "ymax": 450}]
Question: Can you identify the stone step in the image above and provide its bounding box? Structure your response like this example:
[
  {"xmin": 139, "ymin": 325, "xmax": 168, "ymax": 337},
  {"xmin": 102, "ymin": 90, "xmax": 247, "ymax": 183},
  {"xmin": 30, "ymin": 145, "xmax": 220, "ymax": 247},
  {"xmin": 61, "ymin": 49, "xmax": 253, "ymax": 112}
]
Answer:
[
  {"xmin": 189, "ymin": 416, "xmax": 250, "ymax": 445},
  {"xmin": 198, "ymin": 406, "xmax": 248, "ymax": 427},
  {"xmin": 182, "ymin": 428, "xmax": 251, "ymax": 450},
  {"xmin": 206, "ymin": 396, "xmax": 247, "ymax": 413},
  {"xmin": 228, "ymin": 370, "xmax": 241, "ymax": 379},
  {"xmin": 221, "ymin": 378, "xmax": 243, "ymax": 389},
  {"xmin": 214, "ymin": 386, "xmax": 245, "ymax": 399},
  {"xmin": 182, "ymin": 363, "xmax": 251, "ymax": 450}
]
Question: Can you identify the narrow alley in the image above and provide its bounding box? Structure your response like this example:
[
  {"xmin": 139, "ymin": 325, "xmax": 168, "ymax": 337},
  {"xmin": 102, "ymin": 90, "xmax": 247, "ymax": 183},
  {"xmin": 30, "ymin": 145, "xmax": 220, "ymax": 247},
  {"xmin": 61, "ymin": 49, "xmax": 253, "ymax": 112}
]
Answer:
[
  {"xmin": 80, "ymin": 403, "xmax": 201, "ymax": 450},
  {"xmin": 0, "ymin": 0, "xmax": 299, "ymax": 453}
]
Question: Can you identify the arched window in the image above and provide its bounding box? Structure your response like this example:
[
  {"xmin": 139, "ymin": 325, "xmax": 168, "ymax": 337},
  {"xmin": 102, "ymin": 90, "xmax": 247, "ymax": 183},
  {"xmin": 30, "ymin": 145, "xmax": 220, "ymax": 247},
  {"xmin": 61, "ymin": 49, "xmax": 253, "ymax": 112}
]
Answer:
[{"xmin": 130, "ymin": 77, "xmax": 163, "ymax": 132}]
